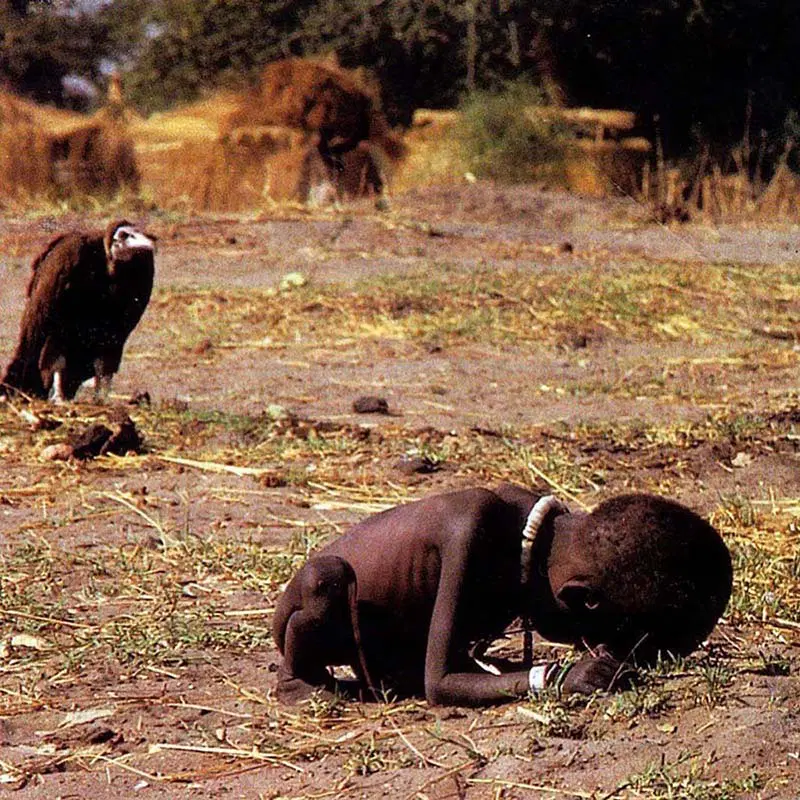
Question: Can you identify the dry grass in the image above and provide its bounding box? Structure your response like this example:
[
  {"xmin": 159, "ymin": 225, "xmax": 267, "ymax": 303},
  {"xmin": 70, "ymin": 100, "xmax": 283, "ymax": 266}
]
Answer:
[
  {"xmin": 394, "ymin": 110, "xmax": 467, "ymax": 191},
  {"xmin": 0, "ymin": 451, "xmax": 795, "ymax": 789},
  {"xmin": 148, "ymin": 260, "xmax": 799, "ymax": 350},
  {"xmin": 132, "ymin": 58, "xmax": 403, "ymax": 210},
  {"xmin": 651, "ymin": 139, "xmax": 800, "ymax": 224}
]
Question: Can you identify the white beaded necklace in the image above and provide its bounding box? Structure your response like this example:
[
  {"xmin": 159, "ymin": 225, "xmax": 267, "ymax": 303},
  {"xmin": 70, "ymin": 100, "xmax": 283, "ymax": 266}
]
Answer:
[{"xmin": 521, "ymin": 495, "xmax": 568, "ymax": 665}]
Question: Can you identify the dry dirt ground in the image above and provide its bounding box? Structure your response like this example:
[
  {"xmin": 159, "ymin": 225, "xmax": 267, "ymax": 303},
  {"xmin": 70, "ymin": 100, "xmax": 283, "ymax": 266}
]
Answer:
[{"xmin": 0, "ymin": 182, "xmax": 798, "ymax": 799}]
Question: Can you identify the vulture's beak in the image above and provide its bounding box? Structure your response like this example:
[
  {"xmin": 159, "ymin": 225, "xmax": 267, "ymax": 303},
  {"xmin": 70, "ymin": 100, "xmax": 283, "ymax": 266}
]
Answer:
[{"xmin": 128, "ymin": 231, "xmax": 157, "ymax": 252}]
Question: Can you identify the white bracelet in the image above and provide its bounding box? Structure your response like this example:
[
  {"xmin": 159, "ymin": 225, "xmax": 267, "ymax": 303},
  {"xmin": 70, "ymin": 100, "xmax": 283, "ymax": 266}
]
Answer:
[{"xmin": 528, "ymin": 664, "xmax": 548, "ymax": 691}]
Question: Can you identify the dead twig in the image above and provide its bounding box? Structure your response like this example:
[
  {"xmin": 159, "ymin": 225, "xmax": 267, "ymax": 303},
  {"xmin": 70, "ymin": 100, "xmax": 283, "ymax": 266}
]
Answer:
[
  {"xmin": 157, "ymin": 455, "xmax": 282, "ymax": 478},
  {"xmin": 99, "ymin": 490, "xmax": 175, "ymax": 546},
  {"xmin": 386, "ymin": 718, "xmax": 448, "ymax": 769},
  {"xmin": 0, "ymin": 608, "xmax": 93, "ymax": 630},
  {"xmin": 467, "ymin": 777, "xmax": 595, "ymax": 798},
  {"xmin": 151, "ymin": 743, "xmax": 303, "ymax": 773},
  {"xmin": 527, "ymin": 461, "xmax": 590, "ymax": 511}
]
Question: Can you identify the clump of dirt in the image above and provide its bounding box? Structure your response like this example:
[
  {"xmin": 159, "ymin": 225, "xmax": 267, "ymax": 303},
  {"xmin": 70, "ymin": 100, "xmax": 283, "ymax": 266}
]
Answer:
[{"xmin": 39, "ymin": 408, "xmax": 144, "ymax": 461}]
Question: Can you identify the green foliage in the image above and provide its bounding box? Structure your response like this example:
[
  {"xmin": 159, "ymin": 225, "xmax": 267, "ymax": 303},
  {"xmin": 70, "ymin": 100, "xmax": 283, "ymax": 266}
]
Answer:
[
  {"xmin": 456, "ymin": 80, "xmax": 568, "ymax": 183},
  {"xmin": 623, "ymin": 753, "xmax": 762, "ymax": 799},
  {"xmin": 727, "ymin": 538, "xmax": 800, "ymax": 624},
  {"xmin": 604, "ymin": 683, "xmax": 672, "ymax": 720},
  {"xmin": 520, "ymin": 695, "xmax": 587, "ymax": 739}
]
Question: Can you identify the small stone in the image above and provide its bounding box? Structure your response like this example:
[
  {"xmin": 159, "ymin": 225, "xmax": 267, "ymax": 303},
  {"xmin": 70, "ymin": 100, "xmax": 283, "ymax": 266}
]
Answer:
[
  {"xmin": 731, "ymin": 451, "xmax": 753, "ymax": 468},
  {"xmin": 266, "ymin": 404, "xmax": 289, "ymax": 420},
  {"xmin": 280, "ymin": 272, "xmax": 307, "ymax": 291},
  {"xmin": 353, "ymin": 396, "xmax": 389, "ymax": 414},
  {"xmin": 102, "ymin": 415, "xmax": 144, "ymax": 456},
  {"xmin": 571, "ymin": 334, "xmax": 589, "ymax": 349},
  {"xmin": 128, "ymin": 390, "xmax": 151, "ymax": 406},
  {"xmin": 63, "ymin": 413, "xmax": 144, "ymax": 460},
  {"xmin": 70, "ymin": 423, "xmax": 113, "ymax": 459},
  {"xmin": 394, "ymin": 455, "xmax": 440, "ymax": 475},
  {"xmin": 41, "ymin": 443, "xmax": 74, "ymax": 461},
  {"xmin": 258, "ymin": 472, "xmax": 286, "ymax": 488}
]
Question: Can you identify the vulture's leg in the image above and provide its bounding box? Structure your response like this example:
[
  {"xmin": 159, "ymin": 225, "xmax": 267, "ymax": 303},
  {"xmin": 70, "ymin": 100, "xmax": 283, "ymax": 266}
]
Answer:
[
  {"xmin": 93, "ymin": 354, "xmax": 118, "ymax": 403},
  {"xmin": 92, "ymin": 372, "xmax": 113, "ymax": 403},
  {"xmin": 39, "ymin": 340, "xmax": 67, "ymax": 404},
  {"xmin": 50, "ymin": 370, "xmax": 66, "ymax": 404}
]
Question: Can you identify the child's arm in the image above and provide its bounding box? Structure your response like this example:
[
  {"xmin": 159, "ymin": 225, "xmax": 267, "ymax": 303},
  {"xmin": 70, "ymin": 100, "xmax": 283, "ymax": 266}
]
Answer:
[
  {"xmin": 422, "ymin": 498, "xmax": 629, "ymax": 706},
  {"xmin": 423, "ymin": 524, "xmax": 531, "ymax": 705}
]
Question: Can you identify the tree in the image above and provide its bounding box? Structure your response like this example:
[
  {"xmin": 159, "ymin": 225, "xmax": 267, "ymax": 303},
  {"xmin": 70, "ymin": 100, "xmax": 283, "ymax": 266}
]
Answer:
[
  {"xmin": 298, "ymin": 0, "xmax": 472, "ymax": 125},
  {"xmin": 528, "ymin": 0, "xmax": 800, "ymax": 160},
  {"xmin": 0, "ymin": 0, "xmax": 110, "ymax": 104},
  {"xmin": 97, "ymin": 0, "xmax": 315, "ymax": 112}
]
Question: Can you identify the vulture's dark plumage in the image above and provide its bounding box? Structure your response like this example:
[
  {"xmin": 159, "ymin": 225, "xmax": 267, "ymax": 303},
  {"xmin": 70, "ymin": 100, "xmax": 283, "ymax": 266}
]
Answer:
[{"xmin": 2, "ymin": 220, "xmax": 155, "ymax": 402}]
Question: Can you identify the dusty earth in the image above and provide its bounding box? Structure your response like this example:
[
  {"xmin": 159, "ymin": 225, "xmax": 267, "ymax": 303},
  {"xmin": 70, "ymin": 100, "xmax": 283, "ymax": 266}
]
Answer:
[{"xmin": 0, "ymin": 182, "xmax": 798, "ymax": 799}]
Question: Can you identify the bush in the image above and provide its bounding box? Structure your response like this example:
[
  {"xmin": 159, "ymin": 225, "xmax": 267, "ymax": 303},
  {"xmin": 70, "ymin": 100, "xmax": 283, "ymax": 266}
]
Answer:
[{"xmin": 456, "ymin": 81, "xmax": 568, "ymax": 184}]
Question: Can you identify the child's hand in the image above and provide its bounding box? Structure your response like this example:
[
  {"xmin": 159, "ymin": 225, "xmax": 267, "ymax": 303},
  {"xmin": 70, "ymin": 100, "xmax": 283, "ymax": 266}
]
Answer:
[{"xmin": 561, "ymin": 646, "xmax": 634, "ymax": 694}]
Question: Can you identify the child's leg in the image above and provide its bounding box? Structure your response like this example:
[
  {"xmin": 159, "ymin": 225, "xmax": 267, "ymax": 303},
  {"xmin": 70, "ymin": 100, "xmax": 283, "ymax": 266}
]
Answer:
[{"xmin": 273, "ymin": 555, "xmax": 362, "ymax": 702}]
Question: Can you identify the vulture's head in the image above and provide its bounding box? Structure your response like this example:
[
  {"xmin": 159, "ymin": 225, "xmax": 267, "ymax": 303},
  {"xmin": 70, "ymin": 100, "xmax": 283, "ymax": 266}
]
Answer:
[{"xmin": 104, "ymin": 220, "xmax": 156, "ymax": 271}]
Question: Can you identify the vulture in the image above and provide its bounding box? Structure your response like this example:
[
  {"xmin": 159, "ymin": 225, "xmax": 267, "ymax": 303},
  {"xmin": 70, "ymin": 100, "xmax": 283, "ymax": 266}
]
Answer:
[{"xmin": 1, "ymin": 220, "xmax": 155, "ymax": 403}]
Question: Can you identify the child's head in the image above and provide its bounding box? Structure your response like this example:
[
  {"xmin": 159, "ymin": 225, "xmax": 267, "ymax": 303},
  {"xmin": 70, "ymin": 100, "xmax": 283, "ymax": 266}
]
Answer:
[{"xmin": 548, "ymin": 494, "xmax": 732, "ymax": 663}]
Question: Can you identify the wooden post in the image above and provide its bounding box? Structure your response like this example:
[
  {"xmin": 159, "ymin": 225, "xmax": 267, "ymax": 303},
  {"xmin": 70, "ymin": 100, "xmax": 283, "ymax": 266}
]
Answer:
[{"xmin": 107, "ymin": 71, "xmax": 123, "ymax": 107}]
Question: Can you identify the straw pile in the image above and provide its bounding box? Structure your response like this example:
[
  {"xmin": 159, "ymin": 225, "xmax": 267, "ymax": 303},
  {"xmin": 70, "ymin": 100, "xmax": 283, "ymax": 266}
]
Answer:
[
  {"xmin": 0, "ymin": 90, "xmax": 138, "ymax": 203},
  {"xmin": 1, "ymin": 58, "xmax": 404, "ymax": 210},
  {"xmin": 397, "ymin": 106, "xmax": 651, "ymax": 196},
  {"xmin": 394, "ymin": 110, "xmax": 466, "ymax": 190},
  {"xmin": 134, "ymin": 58, "xmax": 404, "ymax": 210}
]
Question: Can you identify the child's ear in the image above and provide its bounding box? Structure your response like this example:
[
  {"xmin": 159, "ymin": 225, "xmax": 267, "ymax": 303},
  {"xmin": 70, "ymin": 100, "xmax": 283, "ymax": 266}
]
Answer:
[
  {"xmin": 555, "ymin": 580, "xmax": 604, "ymax": 614},
  {"xmin": 553, "ymin": 510, "xmax": 590, "ymax": 536}
]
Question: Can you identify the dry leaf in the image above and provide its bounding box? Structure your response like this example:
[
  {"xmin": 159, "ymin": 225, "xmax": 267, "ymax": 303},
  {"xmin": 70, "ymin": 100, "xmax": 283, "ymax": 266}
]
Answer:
[
  {"xmin": 657, "ymin": 723, "xmax": 677, "ymax": 734},
  {"xmin": 59, "ymin": 707, "xmax": 116, "ymax": 729},
  {"xmin": 9, "ymin": 633, "xmax": 48, "ymax": 650}
]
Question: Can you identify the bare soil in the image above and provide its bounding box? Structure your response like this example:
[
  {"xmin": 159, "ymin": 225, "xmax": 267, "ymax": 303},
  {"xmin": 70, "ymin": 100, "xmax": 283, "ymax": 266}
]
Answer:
[{"xmin": 0, "ymin": 183, "xmax": 798, "ymax": 798}]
